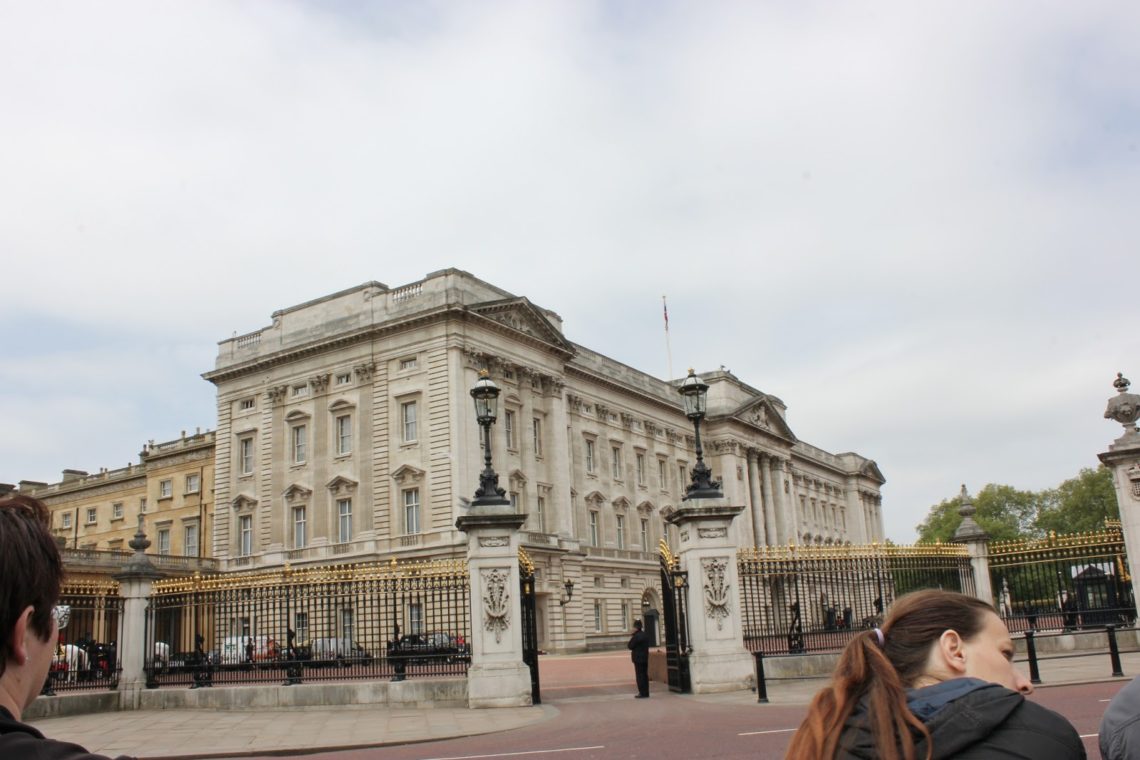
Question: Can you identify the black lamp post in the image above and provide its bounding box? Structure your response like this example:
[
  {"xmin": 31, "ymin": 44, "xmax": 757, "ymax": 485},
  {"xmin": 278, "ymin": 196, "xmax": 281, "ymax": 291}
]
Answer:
[
  {"xmin": 470, "ymin": 370, "xmax": 510, "ymax": 507},
  {"xmin": 678, "ymin": 369, "xmax": 723, "ymax": 500},
  {"xmin": 560, "ymin": 579, "xmax": 575, "ymax": 606}
]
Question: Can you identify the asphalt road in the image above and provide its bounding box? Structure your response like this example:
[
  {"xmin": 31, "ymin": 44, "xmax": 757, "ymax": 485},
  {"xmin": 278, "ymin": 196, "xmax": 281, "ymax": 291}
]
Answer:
[{"xmin": 244, "ymin": 652, "xmax": 1124, "ymax": 760}]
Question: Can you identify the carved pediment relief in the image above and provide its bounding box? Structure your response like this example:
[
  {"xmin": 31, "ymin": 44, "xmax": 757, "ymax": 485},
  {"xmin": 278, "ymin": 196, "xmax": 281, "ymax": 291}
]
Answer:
[
  {"xmin": 612, "ymin": 496, "xmax": 631, "ymax": 512},
  {"xmin": 285, "ymin": 409, "xmax": 311, "ymax": 422},
  {"xmin": 729, "ymin": 398, "xmax": 797, "ymax": 442},
  {"xmin": 283, "ymin": 484, "xmax": 312, "ymax": 504},
  {"xmin": 860, "ymin": 460, "xmax": 886, "ymax": 484},
  {"xmin": 390, "ymin": 465, "xmax": 425, "ymax": 486},
  {"xmin": 509, "ymin": 469, "xmax": 528, "ymax": 489},
  {"xmin": 328, "ymin": 399, "xmax": 355, "ymax": 412},
  {"xmin": 584, "ymin": 490, "xmax": 606, "ymax": 507},
  {"xmin": 327, "ymin": 475, "xmax": 359, "ymax": 495},
  {"xmin": 468, "ymin": 298, "xmax": 572, "ymax": 352},
  {"xmin": 636, "ymin": 500, "xmax": 655, "ymax": 516},
  {"xmin": 231, "ymin": 494, "xmax": 258, "ymax": 511}
]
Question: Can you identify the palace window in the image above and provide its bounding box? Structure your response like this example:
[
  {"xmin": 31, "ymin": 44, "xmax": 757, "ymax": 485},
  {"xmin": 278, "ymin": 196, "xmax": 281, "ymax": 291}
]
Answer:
[
  {"xmin": 658, "ymin": 458, "xmax": 667, "ymax": 488},
  {"xmin": 399, "ymin": 356, "xmax": 417, "ymax": 371},
  {"xmin": 588, "ymin": 511, "xmax": 600, "ymax": 547},
  {"xmin": 86, "ymin": 507, "xmax": 97, "ymax": 525},
  {"xmin": 621, "ymin": 601, "xmax": 630, "ymax": 629},
  {"xmin": 616, "ymin": 514, "xmax": 625, "ymax": 549},
  {"xmin": 62, "ymin": 512, "xmax": 72, "ymax": 529},
  {"xmin": 292, "ymin": 424, "xmax": 307, "ymax": 464},
  {"xmin": 404, "ymin": 488, "xmax": 421, "ymax": 534},
  {"xmin": 185, "ymin": 473, "xmax": 200, "ymax": 494},
  {"xmin": 112, "ymin": 502, "xmax": 123, "ymax": 519},
  {"xmin": 184, "ymin": 523, "xmax": 199, "ymax": 557},
  {"xmin": 535, "ymin": 496, "xmax": 546, "ymax": 533},
  {"xmin": 335, "ymin": 372, "xmax": 351, "ymax": 386},
  {"xmin": 341, "ymin": 608, "xmax": 354, "ymax": 641},
  {"xmin": 532, "ymin": 418, "xmax": 543, "ymax": 458},
  {"xmin": 593, "ymin": 601, "xmax": 603, "ymax": 632},
  {"xmin": 337, "ymin": 498, "xmax": 353, "ymax": 543},
  {"xmin": 239, "ymin": 515, "xmax": 253, "ymax": 556},
  {"xmin": 504, "ymin": 410, "xmax": 516, "ymax": 450},
  {"xmin": 640, "ymin": 518, "xmax": 650, "ymax": 552},
  {"xmin": 239, "ymin": 397, "xmax": 256, "ymax": 411},
  {"xmin": 159, "ymin": 479, "xmax": 172, "ymax": 499},
  {"xmin": 678, "ymin": 463, "xmax": 687, "ymax": 492},
  {"xmin": 636, "ymin": 453, "xmax": 646, "ymax": 487},
  {"xmin": 402, "ymin": 401, "xmax": 418, "ymax": 443},
  {"xmin": 409, "ymin": 602, "xmax": 424, "ymax": 634},
  {"xmin": 292, "ymin": 384, "xmax": 309, "ymax": 398},
  {"xmin": 295, "ymin": 612, "xmax": 309, "ymax": 643},
  {"xmin": 585, "ymin": 439, "xmax": 595, "ymax": 474},
  {"xmin": 335, "ymin": 414, "xmax": 352, "ymax": 456},
  {"xmin": 239, "ymin": 437, "xmax": 254, "ymax": 476},
  {"xmin": 293, "ymin": 506, "xmax": 307, "ymax": 549},
  {"xmin": 611, "ymin": 446, "xmax": 623, "ymax": 480},
  {"xmin": 157, "ymin": 528, "xmax": 170, "ymax": 556}
]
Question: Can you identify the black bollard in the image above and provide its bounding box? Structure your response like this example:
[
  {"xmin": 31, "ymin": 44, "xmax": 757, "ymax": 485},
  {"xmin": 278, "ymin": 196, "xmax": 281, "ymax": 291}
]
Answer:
[
  {"xmin": 754, "ymin": 650, "xmax": 769, "ymax": 704},
  {"xmin": 1025, "ymin": 630, "xmax": 1041, "ymax": 685},
  {"xmin": 1107, "ymin": 624, "xmax": 1125, "ymax": 678}
]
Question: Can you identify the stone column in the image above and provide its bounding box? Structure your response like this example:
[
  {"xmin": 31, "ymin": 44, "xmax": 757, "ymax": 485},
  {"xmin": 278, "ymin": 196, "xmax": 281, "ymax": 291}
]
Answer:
[
  {"xmin": 664, "ymin": 500, "xmax": 754, "ymax": 694},
  {"xmin": 844, "ymin": 476, "xmax": 867, "ymax": 544},
  {"xmin": 456, "ymin": 508, "xmax": 532, "ymax": 708},
  {"xmin": 113, "ymin": 516, "xmax": 164, "ymax": 708},
  {"xmin": 746, "ymin": 450, "xmax": 764, "ymax": 548},
  {"xmin": 950, "ymin": 485, "xmax": 993, "ymax": 605},
  {"xmin": 548, "ymin": 380, "xmax": 573, "ymax": 538},
  {"xmin": 1099, "ymin": 373, "xmax": 1140, "ymax": 577},
  {"xmin": 771, "ymin": 458, "xmax": 788, "ymax": 544},
  {"xmin": 760, "ymin": 454, "xmax": 777, "ymax": 547}
]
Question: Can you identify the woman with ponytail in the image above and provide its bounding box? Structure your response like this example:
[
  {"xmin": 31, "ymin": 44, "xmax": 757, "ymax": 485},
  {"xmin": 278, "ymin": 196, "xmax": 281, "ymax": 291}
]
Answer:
[{"xmin": 785, "ymin": 589, "xmax": 1084, "ymax": 759}]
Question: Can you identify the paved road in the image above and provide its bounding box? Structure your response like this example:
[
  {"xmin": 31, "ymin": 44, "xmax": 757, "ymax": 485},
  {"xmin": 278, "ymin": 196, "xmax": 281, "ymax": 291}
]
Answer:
[{"xmin": 238, "ymin": 652, "xmax": 1122, "ymax": 760}]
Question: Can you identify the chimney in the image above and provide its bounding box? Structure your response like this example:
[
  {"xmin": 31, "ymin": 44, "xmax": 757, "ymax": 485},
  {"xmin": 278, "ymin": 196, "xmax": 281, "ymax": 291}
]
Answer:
[{"xmin": 62, "ymin": 469, "xmax": 88, "ymax": 483}]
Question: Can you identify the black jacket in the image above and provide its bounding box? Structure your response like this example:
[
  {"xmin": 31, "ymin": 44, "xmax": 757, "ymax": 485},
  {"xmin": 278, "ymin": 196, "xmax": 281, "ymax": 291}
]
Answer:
[
  {"xmin": 0, "ymin": 706, "xmax": 134, "ymax": 760},
  {"xmin": 627, "ymin": 629, "xmax": 649, "ymax": 664},
  {"xmin": 836, "ymin": 681, "xmax": 1085, "ymax": 760}
]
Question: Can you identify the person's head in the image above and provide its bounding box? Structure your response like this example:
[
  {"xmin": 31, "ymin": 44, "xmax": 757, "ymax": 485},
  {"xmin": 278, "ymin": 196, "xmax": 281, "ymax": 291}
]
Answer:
[
  {"xmin": 634, "ymin": 620, "xmax": 643, "ymax": 631},
  {"xmin": 0, "ymin": 495, "xmax": 65, "ymax": 714},
  {"xmin": 787, "ymin": 590, "xmax": 1031, "ymax": 760}
]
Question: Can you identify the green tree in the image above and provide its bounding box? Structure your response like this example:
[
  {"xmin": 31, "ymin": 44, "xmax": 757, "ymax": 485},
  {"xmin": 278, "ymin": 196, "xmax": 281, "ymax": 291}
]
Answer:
[
  {"xmin": 915, "ymin": 484, "xmax": 1041, "ymax": 543},
  {"xmin": 1034, "ymin": 466, "xmax": 1118, "ymax": 535}
]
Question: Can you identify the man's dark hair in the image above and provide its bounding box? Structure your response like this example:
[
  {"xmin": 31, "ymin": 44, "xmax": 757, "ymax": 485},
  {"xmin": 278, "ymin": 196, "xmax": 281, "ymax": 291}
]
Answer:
[
  {"xmin": 634, "ymin": 619, "xmax": 643, "ymax": 629},
  {"xmin": 0, "ymin": 495, "xmax": 64, "ymax": 676}
]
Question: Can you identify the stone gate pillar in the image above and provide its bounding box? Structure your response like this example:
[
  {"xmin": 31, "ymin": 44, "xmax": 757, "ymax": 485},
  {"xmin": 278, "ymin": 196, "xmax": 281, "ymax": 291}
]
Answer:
[
  {"xmin": 113, "ymin": 516, "xmax": 163, "ymax": 708},
  {"xmin": 456, "ymin": 508, "xmax": 532, "ymax": 708},
  {"xmin": 950, "ymin": 485, "xmax": 994, "ymax": 605},
  {"xmin": 1099, "ymin": 373, "xmax": 1140, "ymax": 576},
  {"xmin": 664, "ymin": 500, "xmax": 754, "ymax": 693}
]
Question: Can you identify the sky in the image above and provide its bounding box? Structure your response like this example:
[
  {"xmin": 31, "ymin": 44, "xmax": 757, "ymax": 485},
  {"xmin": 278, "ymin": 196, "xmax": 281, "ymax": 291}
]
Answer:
[{"xmin": 2, "ymin": 1, "xmax": 1137, "ymax": 542}]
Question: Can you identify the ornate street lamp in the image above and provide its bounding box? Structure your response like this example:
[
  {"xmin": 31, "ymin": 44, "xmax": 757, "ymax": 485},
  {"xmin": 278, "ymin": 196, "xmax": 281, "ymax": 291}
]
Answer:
[
  {"xmin": 470, "ymin": 370, "xmax": 509, "ymax": 507},
  {"xmin": 559, "ymin": 579, "xmax": 575, "ymax": 607},
  {"xmin": 678, "ymin": 369, "xmax": 723, "ymax": 500}
]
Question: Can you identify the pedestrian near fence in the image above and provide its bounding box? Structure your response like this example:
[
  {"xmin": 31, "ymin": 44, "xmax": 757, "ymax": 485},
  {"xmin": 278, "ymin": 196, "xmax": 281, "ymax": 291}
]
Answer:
[{"xmin": 628, "ymin": 619, "xmax": 650, "ymax": 698}]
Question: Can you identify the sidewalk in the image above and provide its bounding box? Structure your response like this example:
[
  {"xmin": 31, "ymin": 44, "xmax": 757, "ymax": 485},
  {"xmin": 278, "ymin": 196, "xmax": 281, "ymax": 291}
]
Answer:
[{"xmin": 30, "ymin": 649, "xmax": 1140, "ymax": 759}]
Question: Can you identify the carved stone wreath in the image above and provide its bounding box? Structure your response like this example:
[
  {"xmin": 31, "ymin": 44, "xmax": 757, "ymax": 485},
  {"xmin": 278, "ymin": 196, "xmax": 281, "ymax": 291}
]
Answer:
[
  {"xmin": 482, "ymin": 567, "xmax": 512, "ymax": 643},
  {"xmin": 702, "ymin": 557, "xmax": 731, "ymax": 630}
]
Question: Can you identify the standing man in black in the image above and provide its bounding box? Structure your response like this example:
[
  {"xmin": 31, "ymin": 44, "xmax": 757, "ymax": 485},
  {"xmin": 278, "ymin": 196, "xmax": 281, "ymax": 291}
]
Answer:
[{"xmin": 627, "ymin": 619, "xmax": 650, "ymax": 698}]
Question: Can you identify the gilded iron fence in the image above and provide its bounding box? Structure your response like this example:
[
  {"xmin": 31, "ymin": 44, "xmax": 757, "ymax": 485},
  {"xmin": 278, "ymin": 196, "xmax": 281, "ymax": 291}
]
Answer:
[
  {"xmin": 145, "ymin": 557, "xmax": 470, "ymax": 687},
  {"xmin": 989, "ymin": 527, "xmax": 1135, "ymax": 634},
  {"xmin": 48, "ymin": 580, "xmax": 123, "ymax": 693},
  {"xmin": 738, "ymin": 542, "xmax": 975, "ymax": 655}
]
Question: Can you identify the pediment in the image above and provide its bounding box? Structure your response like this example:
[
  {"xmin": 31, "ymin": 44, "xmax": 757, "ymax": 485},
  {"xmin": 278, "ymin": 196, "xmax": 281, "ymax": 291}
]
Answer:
[
  {"xmin": 328, "ymin": 399, "xmax": 355, "ymax": 411},
  {"xmin": 583, "ymin": 490, "xmax": 606, "ymax": 506},
  {"xmin": 637, "ymin": 500, "xmax": 655, "ymax": 516},
  {"xmin": 231, "ymin": 494, "xmax": 258, "ymax": 511},
  {"xmin": 390, "ymin": 465, "xmax": 424, "ymax": 486},
  {"xmin": 468, "ymin": 298, "xmax": 573, "ymax": 353},
  {"xmin": 285, "ymin": 409, "xmax": 311, "ymax": 421},
  {"xmin": 509, "ymin": 469, "xmax": 527, "ymax": 487},
  {"xmin": 860, "ymin": 460, "xmax": 886, "ymax": 484},
  {"xmin": 612, "ymin": 496, "xmax": 631, "ymax": 511},
  {"xmin": 327, "ymin": 475, "xmax": 359, "ymax": 495},
  {"xmin": 727, "ymin": 397, "xmax": 796, "ymax": 442},
  {"xmin": 283, "ymin": 483, "xmax": 312, "ymax": 503}
]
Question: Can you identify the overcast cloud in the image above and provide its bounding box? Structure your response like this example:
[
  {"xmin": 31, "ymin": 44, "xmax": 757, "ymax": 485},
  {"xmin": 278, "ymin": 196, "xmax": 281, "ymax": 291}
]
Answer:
[{"xmin": 2, "ymin": 1, "xmax": 1137, "ymax": 541}]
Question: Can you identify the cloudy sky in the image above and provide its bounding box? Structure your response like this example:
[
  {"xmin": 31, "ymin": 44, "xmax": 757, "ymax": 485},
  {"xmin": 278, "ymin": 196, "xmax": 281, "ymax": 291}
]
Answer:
[{"xmin": 2, "ymin": 2, "xmax": 1137, "ymax": 541}]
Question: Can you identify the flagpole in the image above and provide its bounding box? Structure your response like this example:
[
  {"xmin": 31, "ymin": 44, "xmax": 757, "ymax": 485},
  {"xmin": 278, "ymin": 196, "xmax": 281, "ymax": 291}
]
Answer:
[{"xmin": 663, "ymin": 295, "xmax": 674, "ymax": 383}]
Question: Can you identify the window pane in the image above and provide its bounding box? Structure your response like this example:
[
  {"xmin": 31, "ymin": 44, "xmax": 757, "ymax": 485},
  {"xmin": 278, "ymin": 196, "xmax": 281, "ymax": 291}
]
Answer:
[
  {"xmin": 336, "ymin": 415, "xmax": 352, "ymax": 455},
  {"xmin": 338, "ymin": 498, "xmax": 352, "ymax": 543},
  {"xmin": 403, "ymin": 401, "xmax": 418, "ymax": 442}
]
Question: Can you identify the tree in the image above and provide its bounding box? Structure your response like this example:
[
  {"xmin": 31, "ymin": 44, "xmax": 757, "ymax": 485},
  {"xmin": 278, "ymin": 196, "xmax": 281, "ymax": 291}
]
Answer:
[
  {"xmin": 915, "ymin": 466, "xmax": 1120, "ymax": 543},
  {"xmin": 1034, "ymin": 466, "xmax": 1118, "ymax": 535},
  {"xmin": 915, "ymin": 484, "xmax": 1041, "ymax": 544}
]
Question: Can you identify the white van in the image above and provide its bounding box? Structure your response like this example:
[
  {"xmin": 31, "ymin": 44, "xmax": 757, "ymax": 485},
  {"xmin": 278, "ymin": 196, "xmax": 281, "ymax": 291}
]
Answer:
[{"xmin": 216, "ymin": 635, "xmax": 278, "ymax": 665}]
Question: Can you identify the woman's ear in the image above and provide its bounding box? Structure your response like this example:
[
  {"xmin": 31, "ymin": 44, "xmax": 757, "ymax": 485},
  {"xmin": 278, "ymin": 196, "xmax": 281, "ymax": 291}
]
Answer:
[{"xmin": 937, "ymin": 629, "xmax": 967, "ymax": 676}]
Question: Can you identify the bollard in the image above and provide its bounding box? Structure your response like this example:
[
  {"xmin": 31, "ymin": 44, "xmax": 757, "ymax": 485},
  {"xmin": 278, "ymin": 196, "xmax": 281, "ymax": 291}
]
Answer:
[
  {"xmin": 1025, "ymin": 630, "xmax": 1042, "ymax": 685},
  {"xmin": 1107, "ymin": 625, "xmax": 1125, "ymax": 678},
  {"xmin": 754, "ymin": 650, "xmax": 769, "ymax": 704}
]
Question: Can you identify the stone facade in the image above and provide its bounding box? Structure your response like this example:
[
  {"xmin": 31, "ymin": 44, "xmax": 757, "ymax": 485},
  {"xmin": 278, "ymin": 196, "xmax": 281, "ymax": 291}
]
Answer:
[
  {"xmin": 25, "ymin": 431, "xmax": 216, "ymax": 563},
  {"xmin": 203, "ymin": 269, "xmax": 885, "ymax": 653}
]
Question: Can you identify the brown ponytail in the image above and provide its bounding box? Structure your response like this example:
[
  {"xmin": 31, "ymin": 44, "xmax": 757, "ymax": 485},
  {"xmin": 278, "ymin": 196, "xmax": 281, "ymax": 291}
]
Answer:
[{"xmin": 784, "ymin": 590, "xmax": 994, "ymax": 760}]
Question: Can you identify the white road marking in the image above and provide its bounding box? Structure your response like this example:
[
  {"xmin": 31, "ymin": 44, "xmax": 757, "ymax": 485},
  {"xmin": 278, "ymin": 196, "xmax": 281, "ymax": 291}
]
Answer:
[
  {"xmin": 421, "ymin": 746, "xmax": 605, "ymax": 760},
  {"xmin": 738, "ymin": 728, "xmax": 798, "ymax": 736},
  {"xmin": 1080, "ymin": 733, "xmax": 1099, "ymax": 738}
]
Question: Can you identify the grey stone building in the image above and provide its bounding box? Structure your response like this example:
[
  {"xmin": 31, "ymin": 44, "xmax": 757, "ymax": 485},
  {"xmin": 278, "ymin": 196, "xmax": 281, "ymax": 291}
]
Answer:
[{"xmin": 203, "ymin": 268, "xmax": 884, "ymax": 652}]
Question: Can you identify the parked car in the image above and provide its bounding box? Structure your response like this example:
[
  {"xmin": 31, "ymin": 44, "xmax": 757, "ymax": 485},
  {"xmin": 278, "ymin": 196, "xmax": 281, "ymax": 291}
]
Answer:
[
  {"xmin": 394, "ymin": 632, "xmax": 468, "ymax": 665},
  {"xmin": 304, "ymin": 637, "xmax": 373, "ymax": 667}
]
